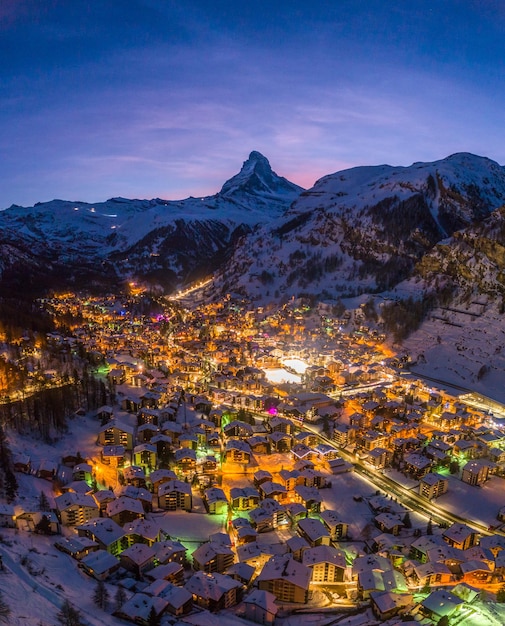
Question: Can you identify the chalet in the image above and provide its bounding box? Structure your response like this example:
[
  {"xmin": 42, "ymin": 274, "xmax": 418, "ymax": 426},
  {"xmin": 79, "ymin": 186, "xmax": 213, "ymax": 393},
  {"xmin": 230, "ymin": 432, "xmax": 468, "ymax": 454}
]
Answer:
[
  {"xmin": 419, "ymin": 473, "xmax": 449, "ymax": 500},
  {"xmin": 142, "ymin": 580, "xmax": 192, "ymax": 616},
  {"xmin": 149, "ymin": 468, "xmax": 178, "ymax": 494},
  {"xmin": 294, "ymin": 485, "xmax": 322, "ymax": 514},
  {"xmin": 118, "ymin": 485, "xmax": 153, "ymax": 512},
  {"xmin": 403, "ymin": 453, "xmax": 432, "ymax": 479},
  {"xmin": 101, "ymin": 445, "xmax": 126, "ymax": 467},
  {"xmin": 243, "ymin": 589, "xmax": 278, "ymax": 626},
  {"xmin": 225, "ymin": 562, "xmax": 255, "ymax": 586},
  {"xmin": 174, "ymin": 447, "xmax": 197, "ymax": 473},
  {"xmin": 13, "ymin": 454, "xmax": 31, "ymax": 474},
  {"xmin": 370, "ymin": 591, "xmax": 413, "ymax": 621},
  {"xmin": 123, "ymin": 518, "xmax": 165, "ymax": 546},
  {"xmin": 328, "ymin": 457, "xmax": 353, "ymax": 474},
  {"xmin": 419, "ymin": 589, "xmax": 464, "ymax": 622},
  {"xmin": 319, "ymin": 509, "xmax": 349, "ymax": 540},
  {"xmin": 409, "ymin": 561, "xmax": 453, "ymax": 587},
  {"xmin": 258, "ymin": 481, "xmax": 287, "ymax": 503},
  {"xmin": 253, "ymin": 470, "xmax": 273, "ymax": 487},
  {"xmin": 122, "ymin": 465, "xmax": 147, "ymax": 488},
  {"xmin": 192, "ymin": 541, "xmax": 235, "ymax": 574},
  {"xmin": 54, "ymin": 536, "xmax": 99, "ymax": 560},
  {"xmin": 144, "ymin": 562, "xmax": 184, "ymax": 585},
  {"xmin": 37, "ymin": 459, "xmax": 58, "ymax": 481},
  {"xmin": 248, "ymin": 436, "xmax": 270, "ymax": 454},
  {"xmin": 185, "ymin": 571, "xmax": 243, "ymax": 611},
  {"xmin": 229, "ymin": 488, "xmax": 259, "ymax": 516},
  {"xmin": 158, "ymin": 480, "xmax": 192, "ymax": 511},
  {"xmin": 297, "ymin": 517, "xmax": 331, "ymax": 547},
  {"xmin": 95, "ymin": 405, "xmax": 114, "ymax": 422},
  {"xmin": 179, "ymin": 432, "xmax": 198, "ymax": 450},
  {"xmin": 79, "ymin": 550, "xmax": 120, "ymax": 581},
  {"xmin": 374, "ymin": 513, "xmax": 403, "ymax": 536},
  {"xmin": 71, "ymin": 463, "xmax": 93, "ymax": 484},
  {"xmin": 302, "ymin": 545, "xmax": 346, "ymax": 583},
  {"xmin": 55, "ymin": 492, "xmax": 99, "ymax": 527},
  {"xmin": 443, "ymin": 523, "xmax": 479, "ymax": 551},
  {"xmin": 223, "ymin": 420, "xmax": 254, "ymax": 438},
  {"xmin": 204, "ymin": 487, "xmax": 228, "ymax": 515},
  {"xmin": 152, "ymin": 540, "xmax": 187, "ymax": 564},
  {"xmin": 257, "ymin": 555, "xmax": 311, "ymax": 603},
  {"xmin": 286, "ymin": 535, "xmax": 311, "ymax": 562},
  {"xmin": 97, "ymin": 420, "xmax": 135, "ymax": 450},
  {"xmin": 224, "ymin": 439, "xmax": 251, "ymax": 464},
  {"xmin": 133, "ymin": 443, "xmax": 157, "ymax": 470},
  {"xmin": 269, "ymin": 416, "xmax": 294, "ymax": 435},
  {"xmin": 285, "ymin": 502, "xmax": 307, "ymax": 526},
  {"xmin": 278, "ymin": 469, "xmax": 299, "ymax": 492},
  {"xmin": 357, "ymin": 567, "xmax": 407, "ymax": 600},
  {"xmin": 120, "ymin": 543, "xmax": 156, "ymax": 578},
  {"xmin": 77, "ymin": 518, "xmax": 126, "ymax": 556},
  {"xmin": 268, "ymin": 431, "xmax": 292, "ymax": 453},
  {"xmin": 16, "ymin": 510, "xmax": 60, "ymax": 534},
  {"xmin": 292, "ymin": 443, "xmax": 316, "ymax": 462},
  {"xmin": 461, "ymin": 459, "xmax": 492, "ymax": 486},
  {"xmin": 249, "ymin": 499, "xmax": 286, "ymax": 533},
  {"xmin": 136, "ymin": 423, "xmax": 160, "ymax": 444},
  {"xmin": 114, "ymin": 592, "xmax": 168, "ymax": 625},
  {"xmin": 106, "ymin": 496, "xmax": 144, "ymax": 525}
]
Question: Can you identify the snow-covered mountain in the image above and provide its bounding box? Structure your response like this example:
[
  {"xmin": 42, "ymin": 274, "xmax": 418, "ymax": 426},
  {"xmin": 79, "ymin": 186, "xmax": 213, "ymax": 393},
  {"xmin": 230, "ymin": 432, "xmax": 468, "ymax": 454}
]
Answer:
[
  {"xmin": 213, "ymin": 152, "xmax": 505, "ymax": 302},
  {"xmin": 0, "ymin": 151, "xmax": 303, "ymax": 293}
]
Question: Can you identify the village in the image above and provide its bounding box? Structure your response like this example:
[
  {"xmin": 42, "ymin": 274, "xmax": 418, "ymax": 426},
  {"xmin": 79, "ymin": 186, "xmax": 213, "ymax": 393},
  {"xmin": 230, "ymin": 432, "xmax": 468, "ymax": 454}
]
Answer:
[{"xmin": 2, "ymin": 289, "xmax": 505, "ymax": 626}]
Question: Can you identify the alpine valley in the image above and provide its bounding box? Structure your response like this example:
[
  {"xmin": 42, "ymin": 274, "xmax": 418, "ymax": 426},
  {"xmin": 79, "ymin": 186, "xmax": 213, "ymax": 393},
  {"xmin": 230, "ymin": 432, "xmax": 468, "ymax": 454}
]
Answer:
[{"xmin": 2, "ymin": 150, "xmax": 505, "ymax": 398}]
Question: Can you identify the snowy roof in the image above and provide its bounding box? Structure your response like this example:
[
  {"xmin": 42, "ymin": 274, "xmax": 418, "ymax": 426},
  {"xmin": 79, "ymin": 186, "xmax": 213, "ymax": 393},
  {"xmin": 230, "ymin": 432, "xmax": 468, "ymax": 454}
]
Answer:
[
  {"xmin": 80, "ymin": 549, "xmax": 119, "ymax": 575},
  {"xmin": 185, "ymin": 571, "xmax": 242, "ymax": 600},
  {"xmin": 302, "ymin": 545, "xmax": 346, "ymax": 568},
  {"xmin": 106, "ymin": 495, "xmax": 144, "ymax": 517},
  {"xmin": 77, "ymin": 518, "xmax": 125, "ymax": 545},
  {"xmin": 244, "ymin": 589, "xmax": 278, "ymax": 615},
  {"xmin": 256, "ymin": 555, "xmax": 311, "ymax": 590},
  {"xmin": 121, "ymin": 543, "xmax": 156, "ymax": 565},
  {"xmin": 118, "ymin": 593, "xmax": 168, "ymax": 621}
]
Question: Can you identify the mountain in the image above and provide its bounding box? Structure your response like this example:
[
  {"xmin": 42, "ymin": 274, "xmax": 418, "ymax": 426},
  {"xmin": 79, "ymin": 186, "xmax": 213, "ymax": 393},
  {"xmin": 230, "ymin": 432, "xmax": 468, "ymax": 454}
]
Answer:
[
  {"xmin": 0, "ymin": 152, "xmax": 303, "ymax": 294},
  {"xmin": 212, "ymin": 152, "xmax": 505, "ymax": 303}
]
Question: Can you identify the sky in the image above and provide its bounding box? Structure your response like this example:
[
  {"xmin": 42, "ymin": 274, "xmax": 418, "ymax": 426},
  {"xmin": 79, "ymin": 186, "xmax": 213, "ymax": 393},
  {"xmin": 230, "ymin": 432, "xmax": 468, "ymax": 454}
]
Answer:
[{"xmin": 1, "ymin": 0, "xmax": 505, "ymax": 209}]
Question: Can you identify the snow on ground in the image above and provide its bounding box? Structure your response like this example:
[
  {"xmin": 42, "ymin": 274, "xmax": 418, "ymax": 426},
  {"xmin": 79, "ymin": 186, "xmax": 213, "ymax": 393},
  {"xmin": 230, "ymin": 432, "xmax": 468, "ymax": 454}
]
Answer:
[
  {"xmin": 403, "ymin": 305, "xmax": 505, "ymax": 403},
  {"xmin": 0, "ymin": 530, "xmax": 126, "ymax": 625},
  {"xmin": 435, "ymin": 474, "xmax": 505, "ymax": 527}
]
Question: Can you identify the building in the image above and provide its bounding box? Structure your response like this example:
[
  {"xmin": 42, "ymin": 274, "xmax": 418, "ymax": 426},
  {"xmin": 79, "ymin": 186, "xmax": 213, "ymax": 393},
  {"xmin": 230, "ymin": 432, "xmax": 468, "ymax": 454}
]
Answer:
[
  {"xmin": 302, "ymin": 545, "xmax": 346, "ymax": 583},
  {"xmin": 419, "ymin": 473, "xmax": 449, "ymax": 499},
  {"xmin": 257, "ymin": 555, "xmax": 311, "ymax": 603},
  {"xmin": 185, "ymin": 571, "xmax": 243, "ymax": 611},
  {"xmin": 157, "ymin": 480, "xmax": 192, "ymax": 512}
]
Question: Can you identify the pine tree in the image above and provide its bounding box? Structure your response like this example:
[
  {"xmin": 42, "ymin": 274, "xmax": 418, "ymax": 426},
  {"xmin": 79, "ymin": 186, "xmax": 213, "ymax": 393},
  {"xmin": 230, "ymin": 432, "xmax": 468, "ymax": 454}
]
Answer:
[
  {"xmin": 147, "ymin": 605, "xmax": 161, "ymax": 626},
  {"xmin": 427, "ymin": 518, "xmax": 433, "ymax": 535},
  {"xmin": 56, "ymin": 599, "xmax": 84, "ymax": 626},
  {"xmin": 39, "ymin": 490, "xmax": 51, "ymax": 512},
  {"xmin": 0, "ymin": 591, "xmax": 11, "ymax": 623},
  {"xmin": 35, "ymin": 514, "xmax": 52, "ymax": 535},
  {"xmin": 93, "ymin": 580, "xmax": 110, "ymax": 611},
  {"xmin": 402, "ymin": 512, "xmax": 412, "ymax": 528},
  {"xmin": 114, "ymin": 586, "xmax": 127, "ymax": 611}
]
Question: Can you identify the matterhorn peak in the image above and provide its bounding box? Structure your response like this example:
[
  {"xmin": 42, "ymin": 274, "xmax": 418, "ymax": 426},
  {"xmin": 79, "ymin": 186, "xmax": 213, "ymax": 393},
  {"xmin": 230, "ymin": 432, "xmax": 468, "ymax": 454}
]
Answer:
[{"xmin": 220, "ymin": 151, "xmax": 304, "ymax": 198}]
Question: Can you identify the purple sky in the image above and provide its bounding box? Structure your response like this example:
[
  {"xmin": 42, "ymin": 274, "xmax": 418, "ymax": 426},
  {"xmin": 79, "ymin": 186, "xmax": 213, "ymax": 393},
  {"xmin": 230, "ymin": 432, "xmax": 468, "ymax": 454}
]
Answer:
[{"xmin": 2, "ymin": 0, "xmax": 505, "ymax": 208}]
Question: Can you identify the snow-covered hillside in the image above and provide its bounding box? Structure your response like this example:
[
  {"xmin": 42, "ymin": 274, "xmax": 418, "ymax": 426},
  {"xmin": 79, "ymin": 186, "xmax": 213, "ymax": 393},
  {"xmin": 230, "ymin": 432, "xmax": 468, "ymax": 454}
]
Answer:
[
  {"xmin": 0, "ymin": 152, "xmax": 303, "ymax": 292},
  {"xmin": 213, "ymin": 152, "xmax": 505, "ymax": 303}
]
